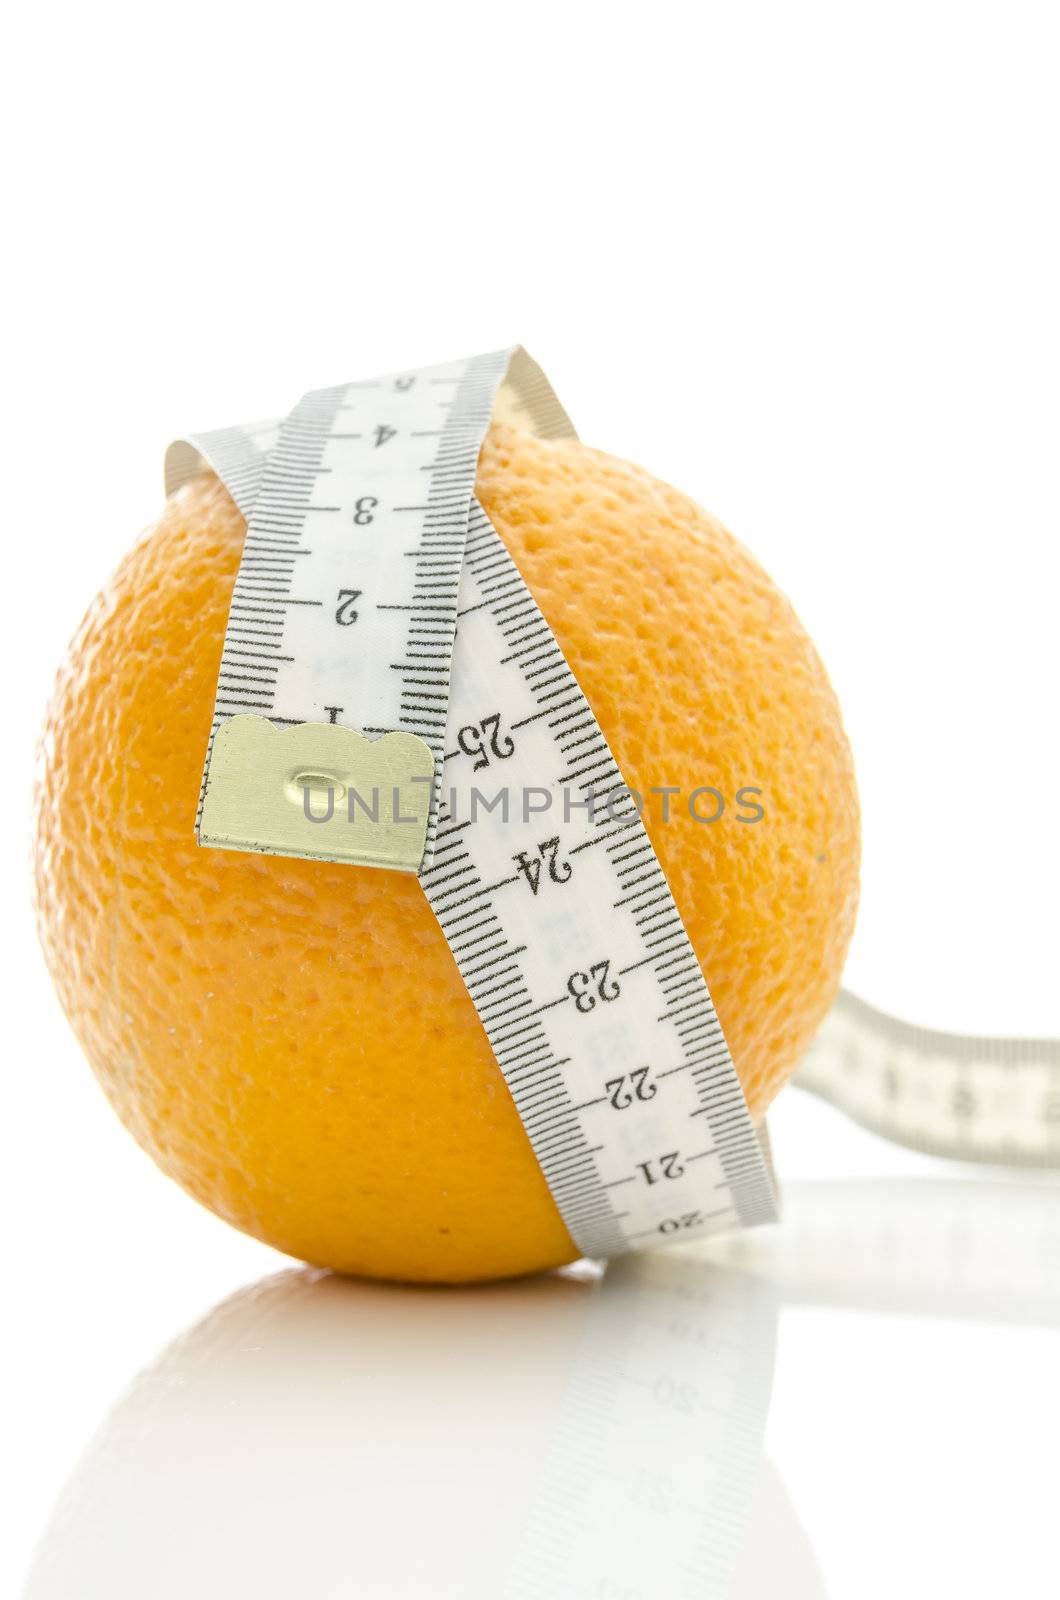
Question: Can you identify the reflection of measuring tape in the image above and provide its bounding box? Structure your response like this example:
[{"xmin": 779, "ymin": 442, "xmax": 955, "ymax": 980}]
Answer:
[
  {"xmin": 166, "ymin": 348, "xmax": 1059, "ymax": 1261},
  {"xmin": 502, "ymin": 1254, "xmax": 779, "ymax": 1600}
]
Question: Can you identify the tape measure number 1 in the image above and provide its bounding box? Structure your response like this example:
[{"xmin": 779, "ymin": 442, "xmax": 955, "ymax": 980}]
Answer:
[{"xmin": 165, "ymin": 349, "xmax": 778, "ymax": 1259}]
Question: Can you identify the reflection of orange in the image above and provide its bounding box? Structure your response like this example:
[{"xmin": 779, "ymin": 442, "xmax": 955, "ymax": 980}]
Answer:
[
  {"xmin": 33, "ymin": 423, "xmax": 859, "ymax": 1282},
  {"xmin": 24, "ymin": 1268, "xmax": 598, "ymax": 1598}
]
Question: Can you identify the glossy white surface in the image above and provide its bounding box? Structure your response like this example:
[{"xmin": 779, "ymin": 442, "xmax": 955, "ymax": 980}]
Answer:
[
  {"xmin": 13, "ymin": 1150, "xmax": 1060, "ymax": 1599},
  {"xmin": 5, "ymin": 4, "xmax": 1059, "ymax": 1595}
]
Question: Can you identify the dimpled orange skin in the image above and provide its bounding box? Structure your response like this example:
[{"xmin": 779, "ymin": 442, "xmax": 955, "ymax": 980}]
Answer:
[{"xmin": 34, "ymin": 423, "xmax": 859, "ymax": 1282}]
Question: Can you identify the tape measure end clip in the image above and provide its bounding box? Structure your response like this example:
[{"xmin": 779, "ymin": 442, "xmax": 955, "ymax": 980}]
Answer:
[{"xmin": 198, "ymin": 715, "xmax": 434, "ymax": 874}]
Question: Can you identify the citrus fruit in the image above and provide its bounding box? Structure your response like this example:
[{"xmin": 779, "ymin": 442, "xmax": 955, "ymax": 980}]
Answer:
[{"xmin": 33, "ymin": 422, "xmax": 859, "ymax": 1282}]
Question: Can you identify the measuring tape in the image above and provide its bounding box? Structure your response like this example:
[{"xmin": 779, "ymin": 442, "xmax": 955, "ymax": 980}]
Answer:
[
  {"xmin": 165, "ymin": 348, "xmax": 1059, "ymax": 1260},
  {"xmin": 799, "ymin": 990, "xmax": 1060, "ymax": 1166}
]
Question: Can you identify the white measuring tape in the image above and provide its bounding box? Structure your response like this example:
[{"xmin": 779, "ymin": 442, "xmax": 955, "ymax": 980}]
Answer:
[
  {"xmin": 801, "ymin": 990, "xmax": 1060, "ymax": 1167},
  {"xmin": 165, "ymin": 348, "xmax": 1060, "ymax": 1260}
]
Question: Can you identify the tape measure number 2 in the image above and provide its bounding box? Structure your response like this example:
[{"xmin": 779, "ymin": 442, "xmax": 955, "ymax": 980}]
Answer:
[{"xmin": 166, "ymin": 349, "xmax": 778, "ymax": 1260}]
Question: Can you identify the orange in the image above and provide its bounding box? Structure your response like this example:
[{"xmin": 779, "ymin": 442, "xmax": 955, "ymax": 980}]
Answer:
[{"xmin": 33, "ymin": 423, "xmax": 859, "ymax": 1282}]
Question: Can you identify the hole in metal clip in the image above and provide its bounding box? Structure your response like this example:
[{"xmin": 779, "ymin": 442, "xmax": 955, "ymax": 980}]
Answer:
[{"xmin": 284, "ymin": 770, "xmax": 347, "ymax": 812}]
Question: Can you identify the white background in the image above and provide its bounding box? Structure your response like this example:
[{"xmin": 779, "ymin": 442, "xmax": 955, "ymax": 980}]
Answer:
[{"xmin": 3, "ymin": 4, "xmax": 1058, "ymax": 1596}]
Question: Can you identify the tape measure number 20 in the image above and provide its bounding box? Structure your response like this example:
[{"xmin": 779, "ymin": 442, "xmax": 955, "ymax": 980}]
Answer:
[{"xmin": 165, "ymin": 348, "xmax": 1059, "ymax": 1262}]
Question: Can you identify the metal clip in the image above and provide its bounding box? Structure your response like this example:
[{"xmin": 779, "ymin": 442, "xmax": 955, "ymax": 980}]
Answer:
[{"xmin": 198, "ymin": 716, "xmax": 434, "ymax": 874}]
